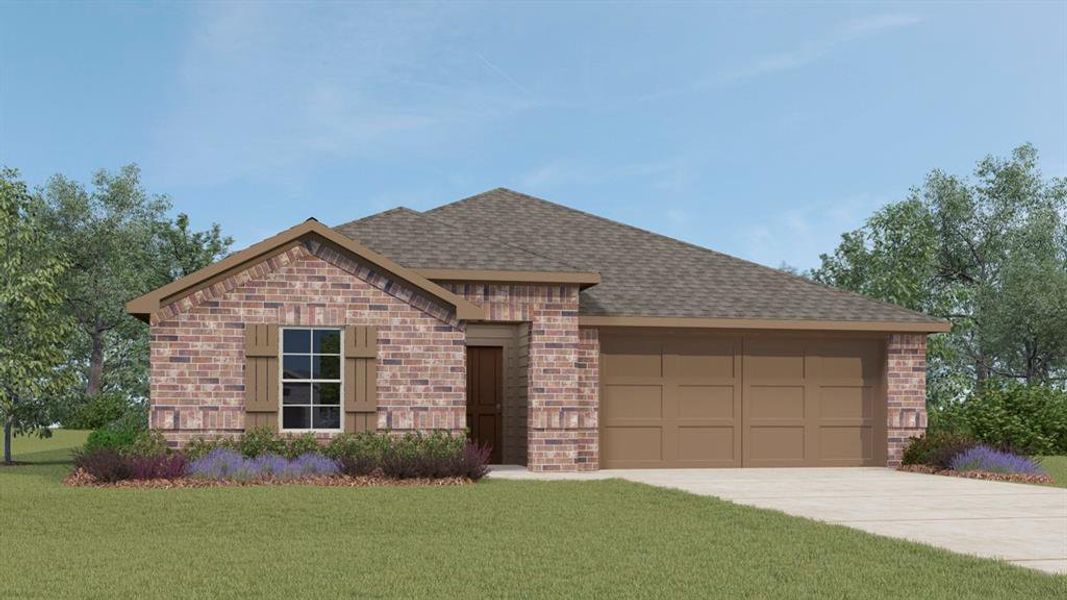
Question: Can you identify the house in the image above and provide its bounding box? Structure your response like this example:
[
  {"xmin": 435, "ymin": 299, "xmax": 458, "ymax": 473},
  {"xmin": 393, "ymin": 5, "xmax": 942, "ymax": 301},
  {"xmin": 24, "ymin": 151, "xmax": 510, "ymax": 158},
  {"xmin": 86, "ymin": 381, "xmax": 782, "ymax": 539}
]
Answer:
[{"xmin": 127, "ymin": 188, "xmax": 949, "ymax": 471}]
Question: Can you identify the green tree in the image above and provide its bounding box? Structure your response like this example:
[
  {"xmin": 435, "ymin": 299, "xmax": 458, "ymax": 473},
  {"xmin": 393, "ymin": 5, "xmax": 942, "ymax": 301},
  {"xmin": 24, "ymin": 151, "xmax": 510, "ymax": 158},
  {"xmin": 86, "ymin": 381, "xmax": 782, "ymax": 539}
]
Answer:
[
  {"xmin": 811, "ymin": 144, "xmax": 1067, "ymax": 403},
  {"xmin": 0, "ymin": 169, "xmax": 72, "ymax": 463},
  {"xmin": 41, "ymin": 165, "xmax": 231, "ymax": 414}
]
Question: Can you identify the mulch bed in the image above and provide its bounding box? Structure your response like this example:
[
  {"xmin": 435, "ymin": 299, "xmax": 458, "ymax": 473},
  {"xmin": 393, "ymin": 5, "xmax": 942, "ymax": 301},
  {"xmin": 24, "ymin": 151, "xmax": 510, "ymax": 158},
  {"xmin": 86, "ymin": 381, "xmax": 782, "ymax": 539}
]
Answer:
[
  {"xmin": 898, "ymin": 464, "xmax": 1054, "ymax": 485},
  {"xmin": 64, "ymin": 468, "xmax": 472, "ymax": 489}
]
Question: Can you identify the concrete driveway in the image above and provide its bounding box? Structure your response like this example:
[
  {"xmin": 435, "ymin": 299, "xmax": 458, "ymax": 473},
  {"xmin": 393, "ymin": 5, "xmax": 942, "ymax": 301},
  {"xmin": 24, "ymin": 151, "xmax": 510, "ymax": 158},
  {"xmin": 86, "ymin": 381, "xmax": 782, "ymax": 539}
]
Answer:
[{"xmin": 490, "ymin": 466, "xmax": 1067, "ymax": 574}]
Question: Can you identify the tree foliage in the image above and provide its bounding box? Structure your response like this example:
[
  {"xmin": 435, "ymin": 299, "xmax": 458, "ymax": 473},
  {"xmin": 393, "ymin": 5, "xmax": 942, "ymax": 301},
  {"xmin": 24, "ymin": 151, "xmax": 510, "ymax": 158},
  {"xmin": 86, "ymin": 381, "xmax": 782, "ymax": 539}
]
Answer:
[
  {"xmin": 40, "ymin": 164, "xmax": 231, "ymax": 417},
  {"xmin": 811, "ymin": 144, "xmax": 1067, "ymax": 403},
  {"xmin": 0, "ymin": 169, "xmax": 73, "ymax": 462}
]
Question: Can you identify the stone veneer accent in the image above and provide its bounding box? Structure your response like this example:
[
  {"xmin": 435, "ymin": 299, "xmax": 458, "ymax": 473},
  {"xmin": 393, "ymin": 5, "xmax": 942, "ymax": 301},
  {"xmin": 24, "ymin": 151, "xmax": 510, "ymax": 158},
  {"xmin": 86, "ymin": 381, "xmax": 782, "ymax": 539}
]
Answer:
[
  {"xmin": 149, "ymin": 240, "xmax": 465, "ymax": 446},
  {"xmin": 886, "ymin": 333, "xmax": 928, "ymax": 466},
  {"xmin": 445, "ymin": 284, "xmax": 599, "ymax": 472}
]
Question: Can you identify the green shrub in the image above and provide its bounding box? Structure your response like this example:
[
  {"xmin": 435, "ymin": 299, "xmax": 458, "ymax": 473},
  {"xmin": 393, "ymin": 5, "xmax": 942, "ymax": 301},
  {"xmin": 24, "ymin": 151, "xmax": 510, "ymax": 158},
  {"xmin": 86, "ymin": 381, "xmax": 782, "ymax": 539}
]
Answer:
[
  {"xmin": 84, "ymin": 427, "xmax": 141, "ymax": 454},
  {"xmin": 183, "ymin": 436, "xmax": 237, "ymax": 461},
  {"xmin": 64, "ymin": 393, "xmax": 130, "ymax": 430},
  {"xmin": 236, "ymin": 427, "xmax": 286, "ymax": 457},
  {"xmin": 901, "ymin": 431, "xmax": 979, "ymax": 469},
  {"xmin": 956, "ymin": 382, "xmax": 1067, "ymax": 455},
  {"xmin": 281, "ymin": 432, "xmax": 321, "ymax": 459}
]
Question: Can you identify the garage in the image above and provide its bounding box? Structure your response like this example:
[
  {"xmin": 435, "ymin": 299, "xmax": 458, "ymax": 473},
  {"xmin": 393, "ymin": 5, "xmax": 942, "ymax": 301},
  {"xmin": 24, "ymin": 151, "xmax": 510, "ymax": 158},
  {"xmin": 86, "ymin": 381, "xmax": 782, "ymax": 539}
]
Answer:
[{"xmin": 599, "ymin": 331, "xmax": 887, "ymax": 468}]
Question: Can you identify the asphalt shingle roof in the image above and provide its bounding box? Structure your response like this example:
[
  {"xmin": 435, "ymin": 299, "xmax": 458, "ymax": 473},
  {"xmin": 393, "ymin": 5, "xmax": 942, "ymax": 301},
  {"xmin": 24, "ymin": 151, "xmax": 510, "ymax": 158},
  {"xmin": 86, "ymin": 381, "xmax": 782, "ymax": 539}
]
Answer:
[{"xmin": 337, "ymin": 188, "xmax": 942, "ymax": 324}]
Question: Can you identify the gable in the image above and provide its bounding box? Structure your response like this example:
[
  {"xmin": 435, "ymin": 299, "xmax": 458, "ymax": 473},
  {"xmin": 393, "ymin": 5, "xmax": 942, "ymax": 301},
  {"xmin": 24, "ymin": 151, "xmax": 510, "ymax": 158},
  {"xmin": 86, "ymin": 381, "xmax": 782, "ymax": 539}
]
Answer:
[{"xmin": 127, "ymin": 219, "xmax": 484, "ymax": 323}]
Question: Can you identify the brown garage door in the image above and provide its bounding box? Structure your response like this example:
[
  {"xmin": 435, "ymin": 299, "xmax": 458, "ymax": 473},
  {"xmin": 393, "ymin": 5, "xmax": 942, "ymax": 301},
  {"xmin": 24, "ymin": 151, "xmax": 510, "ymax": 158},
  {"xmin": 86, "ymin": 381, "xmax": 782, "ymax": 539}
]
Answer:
[{"xmin": 600, "ymin": 333, "xmax": 886, "ymax": 468}]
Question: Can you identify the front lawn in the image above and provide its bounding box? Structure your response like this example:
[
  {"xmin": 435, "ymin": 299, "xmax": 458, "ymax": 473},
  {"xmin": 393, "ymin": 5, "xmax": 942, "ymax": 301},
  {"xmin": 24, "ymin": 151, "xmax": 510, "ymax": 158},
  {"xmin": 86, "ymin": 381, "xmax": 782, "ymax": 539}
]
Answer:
[
  {"xmin": 1039, "ymin": 456, "xmax": 1067, "ymax": 488},
  {"xmin": 1, "ymin": 432, "xmax": 1062, "ymax": 598}
]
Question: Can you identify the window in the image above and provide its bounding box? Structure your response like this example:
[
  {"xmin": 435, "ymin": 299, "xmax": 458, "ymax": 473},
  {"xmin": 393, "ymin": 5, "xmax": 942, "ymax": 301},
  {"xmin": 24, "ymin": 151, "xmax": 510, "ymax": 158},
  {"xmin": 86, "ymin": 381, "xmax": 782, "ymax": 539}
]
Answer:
[{"xmin": 281, "ymin": 328, "xmax": 342, "ymax": 430}]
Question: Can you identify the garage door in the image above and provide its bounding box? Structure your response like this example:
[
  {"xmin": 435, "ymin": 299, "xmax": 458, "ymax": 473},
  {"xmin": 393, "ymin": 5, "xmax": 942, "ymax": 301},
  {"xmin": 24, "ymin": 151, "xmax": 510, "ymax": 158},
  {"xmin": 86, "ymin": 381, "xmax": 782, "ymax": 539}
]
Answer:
[{"xmin": 600, "ymin": 333, "xmax": 886, "ymax": 468}]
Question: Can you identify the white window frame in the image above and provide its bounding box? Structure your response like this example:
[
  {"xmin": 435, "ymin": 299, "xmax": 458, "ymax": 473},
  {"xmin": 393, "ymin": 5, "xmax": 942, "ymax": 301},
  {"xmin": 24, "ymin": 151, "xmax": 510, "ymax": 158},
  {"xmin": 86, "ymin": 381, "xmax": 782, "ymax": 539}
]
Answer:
[{"xmin": 279, "ymin": 326, "xmax": 344, "ymax": 433}]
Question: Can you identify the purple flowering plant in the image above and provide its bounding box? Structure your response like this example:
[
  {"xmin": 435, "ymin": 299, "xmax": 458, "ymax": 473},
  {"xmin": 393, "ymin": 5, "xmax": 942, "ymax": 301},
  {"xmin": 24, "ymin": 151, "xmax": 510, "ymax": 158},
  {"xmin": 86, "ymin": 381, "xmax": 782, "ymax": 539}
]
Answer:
[
  {"xmin": 188, "ymin": 448, "xmax": 340, "ymax": 481},
  {"xmin": 949, "ymin": 445, "xmax": 1047, "ymax": 475}
]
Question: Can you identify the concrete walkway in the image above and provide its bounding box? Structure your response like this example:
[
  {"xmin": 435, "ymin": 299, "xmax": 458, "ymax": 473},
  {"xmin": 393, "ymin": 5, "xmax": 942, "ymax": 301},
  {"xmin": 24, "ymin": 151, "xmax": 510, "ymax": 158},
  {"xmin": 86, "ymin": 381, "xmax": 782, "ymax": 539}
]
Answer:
[{"xmin": 489, "ymin": 466, "xmax": 1067, "ymax": 574}]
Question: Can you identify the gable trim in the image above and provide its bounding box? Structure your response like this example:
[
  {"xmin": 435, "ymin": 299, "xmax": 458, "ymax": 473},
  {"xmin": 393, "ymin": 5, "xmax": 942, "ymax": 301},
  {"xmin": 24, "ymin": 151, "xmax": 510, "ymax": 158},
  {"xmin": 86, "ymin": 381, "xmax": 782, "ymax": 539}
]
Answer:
[
  {"xmin": 126, "ymin": 219, "xmax": 486, "ymax": 322},
  {"xmin": 578, "ymin": 315, "xmax": 951, "ymax": 333}
]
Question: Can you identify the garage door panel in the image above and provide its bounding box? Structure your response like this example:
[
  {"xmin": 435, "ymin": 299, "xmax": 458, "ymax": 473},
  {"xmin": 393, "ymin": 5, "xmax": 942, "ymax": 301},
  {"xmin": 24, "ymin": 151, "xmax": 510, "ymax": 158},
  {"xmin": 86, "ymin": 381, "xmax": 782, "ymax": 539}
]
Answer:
[
  {"xmin": 602, "ymin": 427, "xmax": 662, "ymax": 463},
  {"xmin": 677, "ymin": 426, "xmax": 735, "ymax": 463},
  {"xmin": 747, "ymin": 386, "xmax": 805, "ymax": 420},
  {"xmin": 819, "ymin": 386, "xmax": 874, "ymax": 419},
  {"xmin": 817, "ymin": 340, "xmax": 882, "ymax": 381},
  {"xmin": 748, "ymin": 426, "xmax": 805, "ymax": 461},
  {"xmin": 819, "ymin": 426, "xmax": 873, "ymax": 461},
  {"xmin": 602, "ymin": 385, "xmax": 662, "ymax": 420},
  {"xmin": 665, "ymin": 338, "xmax": 736, "ymax": 379},
  {"xmin": 746, "ymin": 342, "xmax": 805, "ymax": 380},
  {"xmin": 677, "ymin": 385, "xmax": 736, "ymax": 419},
  {"xmin": 601, "ymin": 340, "xmax": 662, "ymax": 378}
]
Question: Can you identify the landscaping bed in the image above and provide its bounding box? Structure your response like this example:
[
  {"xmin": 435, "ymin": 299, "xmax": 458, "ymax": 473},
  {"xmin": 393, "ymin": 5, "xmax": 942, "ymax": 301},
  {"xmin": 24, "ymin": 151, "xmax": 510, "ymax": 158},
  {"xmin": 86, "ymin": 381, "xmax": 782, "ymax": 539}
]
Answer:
[
  {"xmin": 898, "ymin": 464, "xmax": 1053, "ymax": 485},
  {"xmin": 898, "ymin": 432, "xmax": 1057, "ymax": 485},
  {"xmin": 68, "ymin": 425, "xmax": 490, "ymax": 487}
]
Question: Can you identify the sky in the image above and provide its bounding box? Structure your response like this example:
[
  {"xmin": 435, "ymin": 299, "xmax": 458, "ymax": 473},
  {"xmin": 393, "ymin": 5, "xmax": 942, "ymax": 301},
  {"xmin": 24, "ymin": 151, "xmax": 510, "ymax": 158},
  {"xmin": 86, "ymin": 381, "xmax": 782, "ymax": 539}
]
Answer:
[{"xmin": 1, "ymin": 2, "xmax": 1064, "ymax": 270}]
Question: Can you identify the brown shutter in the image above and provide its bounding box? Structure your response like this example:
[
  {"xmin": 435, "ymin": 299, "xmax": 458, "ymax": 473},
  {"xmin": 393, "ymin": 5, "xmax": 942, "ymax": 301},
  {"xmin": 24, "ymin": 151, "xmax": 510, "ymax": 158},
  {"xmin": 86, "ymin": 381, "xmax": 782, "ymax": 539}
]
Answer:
[
  {"xmin": 244, "ymin": 324, "xmax": 279, "ymax": 430},
  {"xmin": 344, "ymin": 325, "xmax": 378, "ymax": 432}
]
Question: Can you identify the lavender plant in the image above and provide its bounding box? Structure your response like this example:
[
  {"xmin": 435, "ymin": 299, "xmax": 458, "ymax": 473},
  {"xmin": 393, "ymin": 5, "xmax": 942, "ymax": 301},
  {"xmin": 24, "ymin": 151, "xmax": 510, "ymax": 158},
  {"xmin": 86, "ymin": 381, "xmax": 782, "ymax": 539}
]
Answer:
[
  {"xmin": 188, "ymin": 448, "xmax": 340, "ymax": 481},
  {"xmin": 949, "ymin": 445, "xmax": 1047, "ymax": 475}
]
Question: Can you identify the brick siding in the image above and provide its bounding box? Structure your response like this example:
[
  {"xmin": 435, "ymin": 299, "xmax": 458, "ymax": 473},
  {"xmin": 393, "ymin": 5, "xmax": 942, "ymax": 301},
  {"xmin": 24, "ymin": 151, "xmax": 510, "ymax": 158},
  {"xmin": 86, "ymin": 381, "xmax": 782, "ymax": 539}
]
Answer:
[
  {"xmin": 886, "ymin": 333, "xmax": 928, "ymax": 466},
  {"xmin": 149, "ymin": 241, "xmax": 465, "ymax": 446},
  {"xmin": 446, "ymin": 284, "xmax": 599, "ymax": 471}
]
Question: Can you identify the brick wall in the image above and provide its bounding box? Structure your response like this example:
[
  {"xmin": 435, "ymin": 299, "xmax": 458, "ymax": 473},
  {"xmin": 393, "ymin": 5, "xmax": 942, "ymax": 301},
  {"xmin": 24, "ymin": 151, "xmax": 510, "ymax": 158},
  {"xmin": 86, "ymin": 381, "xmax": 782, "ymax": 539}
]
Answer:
[
  {"xmin": 446, "ymin": 284, "xmax": 599, "ymax": 471},
  {"xmin": 149, "ymin": 240, "xmax": 465, "ymax": 446},
  {"xmin": 886, "ymin": 333, "xmax": 928, "ymax": 466}
]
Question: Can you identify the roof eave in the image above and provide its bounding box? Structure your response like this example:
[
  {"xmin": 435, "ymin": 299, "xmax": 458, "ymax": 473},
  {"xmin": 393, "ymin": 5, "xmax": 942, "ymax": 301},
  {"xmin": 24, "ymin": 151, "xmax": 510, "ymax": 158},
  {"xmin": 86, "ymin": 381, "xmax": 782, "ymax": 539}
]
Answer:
[
  {"xmin": 416, "ymin": 268, "xmax": 601, "ymax": 288},
  {"xmin": 578, "ymin": 315, "xmax": 952, "ymax": 333}
]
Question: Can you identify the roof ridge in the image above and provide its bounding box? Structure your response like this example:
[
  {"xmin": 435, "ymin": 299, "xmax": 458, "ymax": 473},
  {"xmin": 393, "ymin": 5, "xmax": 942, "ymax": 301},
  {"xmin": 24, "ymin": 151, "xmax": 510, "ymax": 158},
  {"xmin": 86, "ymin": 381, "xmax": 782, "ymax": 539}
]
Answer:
[
  {"xmin": 430, "ymin": 187, "xmax": 938, "ymax": 322},
  {"xmin": 335, "ymin": 200, "xmax": 587, "ymax": 273}
]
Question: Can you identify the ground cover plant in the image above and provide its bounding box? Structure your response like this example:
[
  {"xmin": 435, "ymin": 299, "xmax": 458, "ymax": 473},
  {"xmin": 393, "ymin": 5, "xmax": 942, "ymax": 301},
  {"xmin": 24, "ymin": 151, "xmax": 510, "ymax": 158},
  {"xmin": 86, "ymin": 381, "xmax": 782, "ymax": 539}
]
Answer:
[{"xmin": 1, "ymin": 431, "xmax": 1064, "ymax": 598}]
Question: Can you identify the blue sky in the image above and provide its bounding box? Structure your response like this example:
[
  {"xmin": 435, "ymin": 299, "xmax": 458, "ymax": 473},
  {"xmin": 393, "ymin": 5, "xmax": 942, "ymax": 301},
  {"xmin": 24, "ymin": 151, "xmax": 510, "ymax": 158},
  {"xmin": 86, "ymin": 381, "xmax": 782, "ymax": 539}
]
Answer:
[{"xmin": 2, "ymin": 2, "xmax": 1064, "ymax": 270}]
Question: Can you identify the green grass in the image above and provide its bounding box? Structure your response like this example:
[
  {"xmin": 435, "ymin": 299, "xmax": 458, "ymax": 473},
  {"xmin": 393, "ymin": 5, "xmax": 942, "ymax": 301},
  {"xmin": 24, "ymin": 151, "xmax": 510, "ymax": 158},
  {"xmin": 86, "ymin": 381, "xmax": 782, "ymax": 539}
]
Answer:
[
  {"xmin": 1038, "ymin": 456, "xmax": 1067, "ymax": 488},
  {"xmin": 1, "ymin": 433, "xmax": 1062, "ymax": 598}
]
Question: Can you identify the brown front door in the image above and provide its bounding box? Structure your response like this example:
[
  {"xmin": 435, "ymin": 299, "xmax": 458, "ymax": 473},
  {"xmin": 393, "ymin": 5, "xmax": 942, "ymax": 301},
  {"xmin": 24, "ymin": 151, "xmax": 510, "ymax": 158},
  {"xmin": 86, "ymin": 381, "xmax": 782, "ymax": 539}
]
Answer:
[{"xmin": 466, "ymin": 346, "xmax": 503, "ymax": 464}]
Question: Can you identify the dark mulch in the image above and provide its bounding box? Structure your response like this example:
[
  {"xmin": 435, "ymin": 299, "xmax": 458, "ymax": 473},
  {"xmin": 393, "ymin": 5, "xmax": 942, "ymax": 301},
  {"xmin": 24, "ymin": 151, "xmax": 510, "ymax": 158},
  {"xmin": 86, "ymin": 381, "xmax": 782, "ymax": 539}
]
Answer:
[{"xmin": 898, "ymin": 464, "xmax": 1053, "ymax": 485}]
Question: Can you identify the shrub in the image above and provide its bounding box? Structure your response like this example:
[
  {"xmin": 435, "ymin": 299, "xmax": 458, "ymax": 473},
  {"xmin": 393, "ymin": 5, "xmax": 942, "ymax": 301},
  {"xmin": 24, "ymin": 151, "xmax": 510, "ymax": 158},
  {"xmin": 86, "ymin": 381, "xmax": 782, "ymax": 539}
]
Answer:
[
  {"xmin": 128, "ymin": 453, "xmax": 188, "ymax": 480},
  {"xmin": 281, "ymin": 432, "xmax": 322, "ymax": 459},
  {"xmin": 187, "ymin": 449, "xmax": 339, "ymax": 481},
  {"xmin": 84, "ymin": 426, "xmax": 142, "ymax": 454},
  {"xmin": 901, "ymin": 432, "xmax": 979, "ymax": 469},
  {"xmin": 236, "ymin": 427, "xmax": 286, "ymax": 458},
  {"xmin": 183, "ymin": 436, "xmax": 238, "ymax": 461},
  {"xmin": 955, "ymin": 382, "xmax": 1067, "ymax": 455},
  {"xmin": 64, "ymin": 392, "xmax": 130, "ymax": 430},
  {"xmin": 452, "ymin": 441, "xmax": 491, "ymax": 481},
  {"xmin": 949, "ymin": 445, "xmax": 1047, "ymax": 475},
  {"xmin": 73, "ymin": 449, "xmax": 132, "ymax": 483}
]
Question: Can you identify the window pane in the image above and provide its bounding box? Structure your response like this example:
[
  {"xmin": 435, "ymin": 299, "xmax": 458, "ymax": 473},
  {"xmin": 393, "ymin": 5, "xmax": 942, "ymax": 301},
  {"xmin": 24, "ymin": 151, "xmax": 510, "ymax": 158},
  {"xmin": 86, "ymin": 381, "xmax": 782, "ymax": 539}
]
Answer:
[
  {"xmin": 282, "ymin": 355, "xmax": 311, "ymax": 380},
  {"xmin": 283, "ymin": 406, "xmax": 311, "ymax": 429},
  {"xmin": 312, "ymin": 406, "xmax": 341, "ymax": 429},
  {"xmin": 283, "ymin": 329, "xmax": 310, "ymax": 353},
  {"xmin": 314, "ymin": 356, "xmax": 340, "ymax": 380},
  {"xmin": 313, "ymin": 330, "xmax": 341, "ymax": 354},
  {"xmin": 282, "ymin": 382, "xmax": 311, "ymax": 406},
  {"xmin": 313, "ymin": 382, "xmax": 340, "ymax": 405}
]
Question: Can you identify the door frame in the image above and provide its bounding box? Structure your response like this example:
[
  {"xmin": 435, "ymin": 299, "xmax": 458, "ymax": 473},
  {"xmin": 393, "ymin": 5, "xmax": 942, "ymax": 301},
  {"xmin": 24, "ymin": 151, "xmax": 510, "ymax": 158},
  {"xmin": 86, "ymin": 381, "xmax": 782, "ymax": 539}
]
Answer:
[{"xmin": 465, "ymin": 324, "xmax": 521, "ymax": 465}]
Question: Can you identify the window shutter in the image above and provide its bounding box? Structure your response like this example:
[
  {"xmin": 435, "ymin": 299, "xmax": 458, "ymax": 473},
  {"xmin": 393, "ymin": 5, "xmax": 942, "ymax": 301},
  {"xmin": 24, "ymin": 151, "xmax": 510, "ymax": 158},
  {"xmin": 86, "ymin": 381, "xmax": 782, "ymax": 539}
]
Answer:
[
  {"xmin": 344, "ymin": 325, "xmax": 378, "ymax": 432},
  {"xmin": 244, "ymin": 324, "xmax": 279, "ymax": 430}
]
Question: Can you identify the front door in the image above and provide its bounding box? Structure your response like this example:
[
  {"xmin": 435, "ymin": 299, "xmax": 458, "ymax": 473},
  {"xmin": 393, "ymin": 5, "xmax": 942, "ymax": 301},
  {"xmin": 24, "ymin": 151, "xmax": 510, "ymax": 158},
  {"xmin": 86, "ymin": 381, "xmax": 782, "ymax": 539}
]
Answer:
[{"xmin": 466, "ymin": 346, "xmax": 503, "ymax": 464}]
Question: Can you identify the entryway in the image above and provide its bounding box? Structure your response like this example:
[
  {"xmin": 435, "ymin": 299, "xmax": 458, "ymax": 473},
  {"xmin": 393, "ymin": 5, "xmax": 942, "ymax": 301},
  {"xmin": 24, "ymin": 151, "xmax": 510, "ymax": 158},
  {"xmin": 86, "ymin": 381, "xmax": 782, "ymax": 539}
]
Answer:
[{"xmin": 466, "ymin": 346, "xmax": 503, "ymax": 464}]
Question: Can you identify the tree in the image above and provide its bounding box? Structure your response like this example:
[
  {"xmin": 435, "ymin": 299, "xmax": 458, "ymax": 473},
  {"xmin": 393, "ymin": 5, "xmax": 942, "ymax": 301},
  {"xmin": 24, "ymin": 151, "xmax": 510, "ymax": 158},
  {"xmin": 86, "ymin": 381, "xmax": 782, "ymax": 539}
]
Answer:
[
  {"xmin": 41, "ymin": 165, "xmax": 232, "ymax": 413},
  {"xmin": 0, "ymin": 169, "xmax": 72, "ymax": 463},
  {"xmin": 811, "ymin": 144, "xmax": 1067, "ymax": 404}
]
